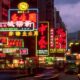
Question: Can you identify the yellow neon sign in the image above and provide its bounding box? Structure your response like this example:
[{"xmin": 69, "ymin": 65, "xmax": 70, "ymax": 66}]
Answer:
[{"xmin": 18, "ymin": 2, "xmax": 29, "ymax": 11}]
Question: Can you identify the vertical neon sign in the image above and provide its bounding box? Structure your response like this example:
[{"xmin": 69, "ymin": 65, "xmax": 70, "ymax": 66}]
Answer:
[
  {"xmin": 37, "ymin": 22, "xmax": 49, "ymax": 55},
  {"xmin": 55, "ymin": 27, "xmax": 66, "ymax": 49},
  {"xmin": 50, "ymin": 28, "xmax": 54, "ymax": 48}
]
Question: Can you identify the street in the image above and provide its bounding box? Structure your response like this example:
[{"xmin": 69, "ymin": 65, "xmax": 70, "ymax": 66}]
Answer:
[{"xmin": 0, "ymin": 67, "xmax": 79, "ymax": 80}]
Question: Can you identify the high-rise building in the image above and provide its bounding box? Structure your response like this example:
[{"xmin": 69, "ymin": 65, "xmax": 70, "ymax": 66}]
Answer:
[
  {"xmin": 0, "ymin": 1, "xmax": 2, "ymax": 22},
  {"xmin": 0, "ymin": 0, "xmax": 10, "ymax": 22}
]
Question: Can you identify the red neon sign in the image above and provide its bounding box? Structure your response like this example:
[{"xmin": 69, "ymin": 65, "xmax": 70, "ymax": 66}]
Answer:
[
  {"xmin": 55, "ymin": 27, "xmax": 66, "ymax": 49},
  {"xmin": 19, "ymin": 13, "xmax": 27, "ymax": 21},
  {"xmin": 20, "ymin": 48, "xmax": 28, "ymax": 55},
  {"xmin": 38, "ymin": 23, "xmax": 48, "ymax": 51},
  {"xmin": 11, "ymin": 13, "xmax": 37, "ymax": 22},
  {"xmin": 50, "ymin": 28, "xmax": 54, "ymax": 48},
  {"xmin": 8, "ymin": 39, "xmax": 23, "ymax": 47},
  {"xmin": 38, "ymin": 36, "xmax": 47, "ymax": 49},
  {"xmin": 29, "ymin": 13, "xmax": 37, "ymax": 22},
  {"xmin": 11, "ymin": 13, "xmax": 18, "ymax": 22},
  {"xmin": 10, "ymin": 11, "xmax": 37, "ymax": 29},
  {"xmin": 39, "ymin": 24, "xmax": 47, "ymax": 35},
  {"xmin": 0, "ymin": 37, "xmax": 7, "ymax": 44}
]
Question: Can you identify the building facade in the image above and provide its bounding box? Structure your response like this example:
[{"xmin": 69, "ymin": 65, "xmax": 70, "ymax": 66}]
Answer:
[{"xmin": 0, "ymin": 0, "xmax": 10, "ymax": 22}]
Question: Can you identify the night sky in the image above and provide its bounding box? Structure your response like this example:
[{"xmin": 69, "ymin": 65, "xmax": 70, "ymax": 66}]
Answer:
[{"xmin": 54, "ymin": 0, "xmax": 80, "ymax": 33}]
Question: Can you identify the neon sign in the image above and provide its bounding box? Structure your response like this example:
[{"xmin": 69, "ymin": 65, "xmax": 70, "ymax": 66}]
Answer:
[
  {"xmin": 0, "ymin": 37, "xmax": 8, "ymax": 44},
  {"xmin": 8, "ymin": 9, "xmax": 38, "ymax": 30},
  {"xmin": 8, "ymin": 39, "xmax": 24, "ymax": 47},
  {"xmin": 50, "ymin": 27, "xmax": 66, "ymax": 53},
  {"xmin": 8, "ymin": 31, "xmax": 38, "ymax": 37},
  {"xmin": 50, "ymin": 28, "xmax": 54, "ymax": 48},
  {"xmin": 3, "ymin": 48, "xmax": 19, "ymax": 53},
  {"xmin": 20, "ymin": 48, "xmax": 28, "ymax": 55},
  {"xmin": 0, "ymin": 21, "xmax": 34, "ymax": 31},
  {"xmin": 37, "ymin": 22, "xmax": 49, "ymax": 55},
  {"xmin": 18, "ymin": 2, "xmax": 29, "ymax": 11},
  {"xmin": 55, "ymin": 27, "xmax": 66, "ymax": 49}
]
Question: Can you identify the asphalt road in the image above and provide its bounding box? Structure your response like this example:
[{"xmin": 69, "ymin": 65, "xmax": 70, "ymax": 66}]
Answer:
[
  {"xmin": 0, "ymin": 68, "xmax": 80, "ymax": 80},
  {"xmin": 59, "ymin": 72, "xmax": 79, "ymax": 80},
  {"xmin": 15, "ymin": 69, "xmax": 80, "ymax": 80}
]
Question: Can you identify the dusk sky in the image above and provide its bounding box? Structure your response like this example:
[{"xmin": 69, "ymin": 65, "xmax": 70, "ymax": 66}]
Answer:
[{"xmin": 54, "ymin": 0, "xmax": 80, "ymax": 33}]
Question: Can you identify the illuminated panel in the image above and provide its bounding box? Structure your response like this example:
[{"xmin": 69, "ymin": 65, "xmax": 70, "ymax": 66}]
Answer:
[
  {"xmin": 8, "ymin": 39, "xmax": 24, "ymax": 48},
  {"xmin": 20, "ymin": 48, "xmax": 28, "ymax": 55},
  {"xmin": 50, "ymin": 28, "xmax": 54, "ymax": 48},
  {"xmin": 0, "ymin": 37, "xmax": 8, "ymax": 44},
  {"xmin": 55, "ymin": 27, "xmax": 66, "ymax": 49},
  {"xmin": 0, "ymin": 37, "xmax": 8, "ymax": 47},
  {"xmin": 3, "ymin": 48, "xmax": 19, "ymax": 53},
  {"xmin": 50, "ymin": 28, "xmax": 54, "ymax": 53},
  {"xmin": 50, "ymin": 27, "xmax": 66, "ymax": 53},
  {"xmin": 45, "ymin": 57, "xmax": 54, "ymax": 65},
  {"xmin": 39, "ymin": 57, "xmax": 46, "ymax": 64},
  {"xmin": 0, "ymin": 21, "xmax": 34, "ymax": 31},
  {"xmin": 8, "ymin": 8, "xmax": 38, "ymax": 30},
  {"xmin": 37, "ymin": 22, "xmax": 49, "ymax": 55},
  {"xmin": 8, "ymin": 31, "xmax": 38, "ymax": 37}
]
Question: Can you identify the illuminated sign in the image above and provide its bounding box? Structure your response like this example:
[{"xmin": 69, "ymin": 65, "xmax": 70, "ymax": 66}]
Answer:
[
  {"xmin": 50, "ymin": 27, "xmax": 66, "ymax": 53},
  {"xmin": 18, "ymin": 2, "xmax": 29, "ymax": 11},
  {"xmin": 50, "ymin": 48, "xmax": 66, "ymax": 53},
  {"xmin": 0, "ymin": 21, "xmax": 34, "ymax": 31},
  {"xmin": 0, "ymin": 37, "xmax": 8, "ymax": 44},
  {"xmin": 39, "ymin": 57, "xmax": 46, "ymax": 63},
  {"xmin": 45, "ymin": 57, "xmax": 54, "ymax": 65},
  {"xmin": 55, "ymin": 27, "xmax": 66, "ymax": 49},
  {"xmin": 8, "ymin": 31, "xmax": 38, "ymax": 36},
  {"xmin": 8, "ymin": 9, "xmax": 38, "ymax": 30},
  {"xmin": 37, "ymin": 22, "xmax": 49, "ymax": 55},
  {"xmin": 3, "ymin": 48, "xmax": 19, "ymax": 53},
  {"xmin": 50, "ymin": 28, "xmax": 54, "ymax": 48},
  {"xmin": 20, "ymin": 48, "xmax": 28, "ymax": 55},
  {"xmin": 8, "ymin": 39, "xmax": 24, "ymax": 47},
  {"xmin": 50, "ymin": 28, "xmax": 55, "ymax": 53}
]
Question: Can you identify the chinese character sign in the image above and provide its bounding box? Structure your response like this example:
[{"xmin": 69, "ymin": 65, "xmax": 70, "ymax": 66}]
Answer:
[
  {"xmin": 50, "ymin": 28, "xmax": 54, "ymax": 48},
  {"xmin": 55, "ymin": 27, "xmax": 66, "ymax": 49},
  {"xmin": 37, "ymin": 22, "xmax": 49, "ymax": 55},
  {"xmin": 20, "ymin": 48, "xmax": 28, "ymax": 55},
  {"xmin": 8, "ymin": 9, "xmax": 38, "ymax": 30}
]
